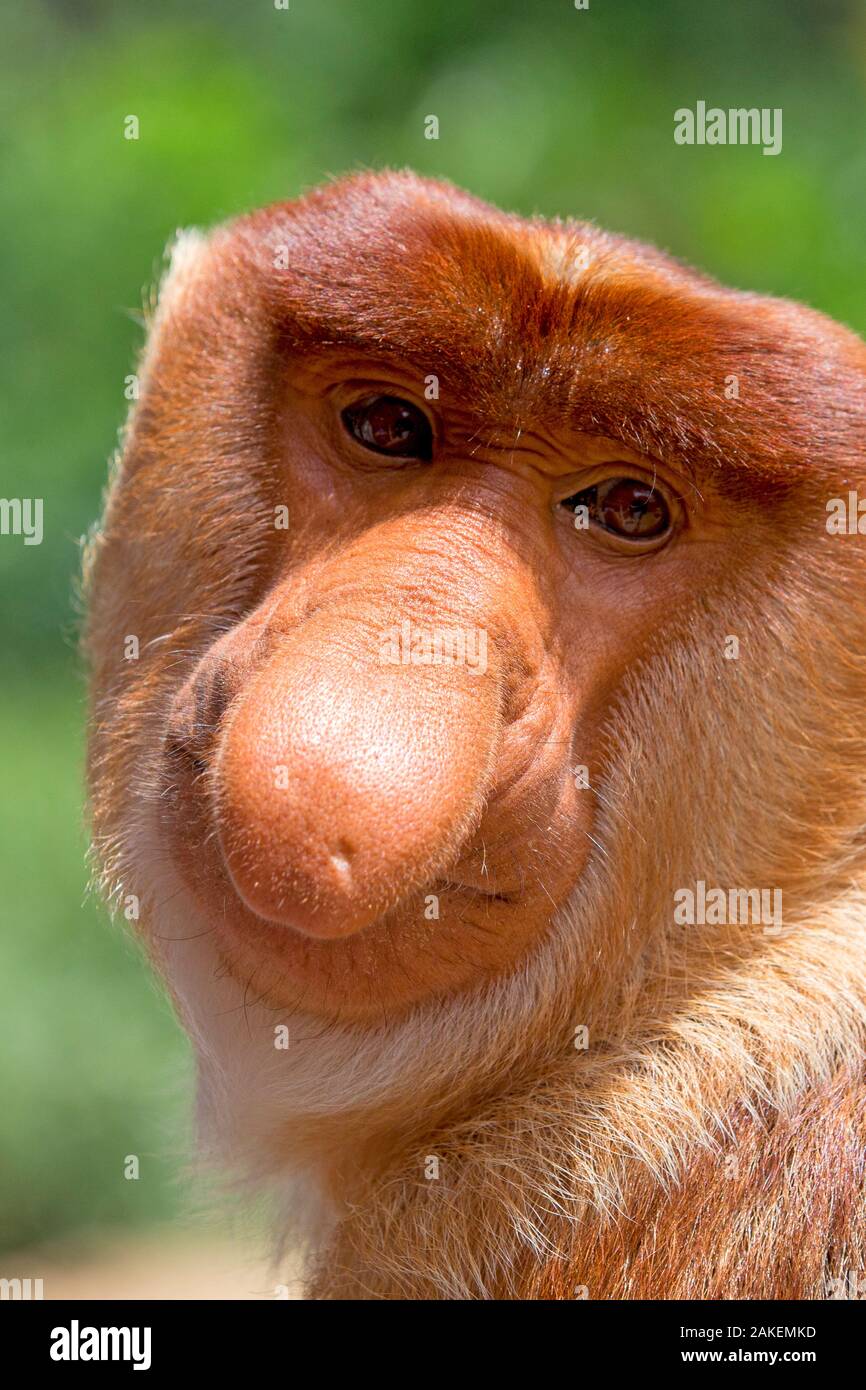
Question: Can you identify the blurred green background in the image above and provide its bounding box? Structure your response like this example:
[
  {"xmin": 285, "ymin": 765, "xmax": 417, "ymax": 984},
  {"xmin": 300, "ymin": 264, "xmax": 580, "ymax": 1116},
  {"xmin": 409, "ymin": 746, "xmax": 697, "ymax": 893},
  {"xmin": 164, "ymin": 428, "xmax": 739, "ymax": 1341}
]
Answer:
[{"xmin": 2, "ymin": 0, "xmax": 865, "ymax": 1256}]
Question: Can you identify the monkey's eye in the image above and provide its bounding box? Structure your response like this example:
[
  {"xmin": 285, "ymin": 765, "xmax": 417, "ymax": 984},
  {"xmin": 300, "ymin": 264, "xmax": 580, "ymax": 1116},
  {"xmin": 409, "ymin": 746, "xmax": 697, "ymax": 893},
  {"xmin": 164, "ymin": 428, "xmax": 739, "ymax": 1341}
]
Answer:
[
  {"xmin": 341, "ymin": 395, "xmax": 433, "ymax": 461},
  {"xmin": 563, "ymin": 477, "xmax": 672, "ymax": 542}
]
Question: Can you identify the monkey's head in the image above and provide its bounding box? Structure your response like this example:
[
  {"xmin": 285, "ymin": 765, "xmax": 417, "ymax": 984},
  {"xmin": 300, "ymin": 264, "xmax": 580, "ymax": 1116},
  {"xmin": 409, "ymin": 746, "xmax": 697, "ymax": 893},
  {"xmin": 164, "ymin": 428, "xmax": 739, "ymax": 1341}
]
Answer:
[{"xmin": 85, "ymin": 174, "xmax": 866, "ymax": 1151}]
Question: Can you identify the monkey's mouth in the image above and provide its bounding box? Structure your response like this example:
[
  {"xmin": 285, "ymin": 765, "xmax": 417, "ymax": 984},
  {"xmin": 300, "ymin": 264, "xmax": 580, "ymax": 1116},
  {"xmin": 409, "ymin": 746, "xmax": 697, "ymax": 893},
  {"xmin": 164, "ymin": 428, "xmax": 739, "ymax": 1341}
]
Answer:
[{"xmin": 438, "ymin": 878, "xmax": 515, "ymax": 905}]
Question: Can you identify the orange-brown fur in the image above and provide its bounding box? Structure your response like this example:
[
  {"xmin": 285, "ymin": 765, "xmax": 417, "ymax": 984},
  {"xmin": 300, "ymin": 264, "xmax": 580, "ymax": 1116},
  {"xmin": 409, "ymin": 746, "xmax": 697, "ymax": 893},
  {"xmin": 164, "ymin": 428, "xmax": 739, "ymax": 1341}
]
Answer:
[
  {"xmin": 85, "ymin": 171, "xmax": 866, "ymax": 1299},
  {"xmin": 525, "ymin": 1070, "xmax": 866, "ymax": 1301}
]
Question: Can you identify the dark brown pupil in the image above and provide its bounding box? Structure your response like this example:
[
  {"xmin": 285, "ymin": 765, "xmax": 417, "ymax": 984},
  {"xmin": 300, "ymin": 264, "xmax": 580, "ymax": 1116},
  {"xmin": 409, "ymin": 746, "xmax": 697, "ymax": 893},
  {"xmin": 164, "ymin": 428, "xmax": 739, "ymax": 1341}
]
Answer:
[
  {"xmin": 597, "ymin": 479, "xmax": 669, "ymax": 537},
  {"xmin": 343, "ymin": 396, "xmax": 432, "ymax": 459}
]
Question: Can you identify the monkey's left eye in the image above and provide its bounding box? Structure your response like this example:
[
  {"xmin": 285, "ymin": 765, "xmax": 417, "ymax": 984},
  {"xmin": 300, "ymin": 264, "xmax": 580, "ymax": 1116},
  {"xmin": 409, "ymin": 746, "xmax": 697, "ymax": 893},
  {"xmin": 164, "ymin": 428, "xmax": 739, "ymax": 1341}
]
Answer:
[
  {"xmin": 341, "ymin": 395, "xmax": 433, "ymax": 461},
  {"xmin": 563, "ymin": 477, "xmax": 673, "ymax": 543}
]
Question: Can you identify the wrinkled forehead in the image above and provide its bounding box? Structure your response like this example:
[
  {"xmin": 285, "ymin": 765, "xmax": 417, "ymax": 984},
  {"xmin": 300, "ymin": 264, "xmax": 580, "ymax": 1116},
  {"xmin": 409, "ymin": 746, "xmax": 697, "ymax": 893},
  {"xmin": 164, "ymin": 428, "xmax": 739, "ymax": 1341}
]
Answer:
[
  {"xmin": 244, "ymin": 188, "xmax": 687, "ymax": 404},
  {"xmin": 224, "ymin": 181, "xmax": 866, "ymax": 491}
]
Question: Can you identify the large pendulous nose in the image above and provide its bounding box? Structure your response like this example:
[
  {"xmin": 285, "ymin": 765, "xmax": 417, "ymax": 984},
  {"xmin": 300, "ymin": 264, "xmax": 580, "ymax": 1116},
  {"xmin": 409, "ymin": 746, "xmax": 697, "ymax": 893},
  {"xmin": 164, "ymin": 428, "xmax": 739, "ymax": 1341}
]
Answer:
[{"xmin": 213, "ymin": 610, "xmax": 502, "ymax": 938}]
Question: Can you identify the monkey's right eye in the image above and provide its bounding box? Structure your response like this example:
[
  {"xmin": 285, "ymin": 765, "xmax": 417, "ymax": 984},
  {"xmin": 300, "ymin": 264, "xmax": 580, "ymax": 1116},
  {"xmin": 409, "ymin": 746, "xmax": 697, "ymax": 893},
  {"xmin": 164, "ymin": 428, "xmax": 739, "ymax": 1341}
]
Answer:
[{"xmin": 341, "ymin": 396, "xmax": 433, "ymax": 461}]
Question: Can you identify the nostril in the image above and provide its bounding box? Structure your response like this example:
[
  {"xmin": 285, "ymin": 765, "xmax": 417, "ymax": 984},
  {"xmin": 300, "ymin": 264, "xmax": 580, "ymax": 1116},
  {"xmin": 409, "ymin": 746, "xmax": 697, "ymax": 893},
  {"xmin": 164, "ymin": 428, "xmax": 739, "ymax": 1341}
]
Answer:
[
  {"xmin": 195, "ymin": 665, "xmax": 235, "ymax": 731},
  {"xmin": 166, "ymin": 658, "xmax": 245, "ymax": 778},
  {"xmin": 165, "ymin": 732, "xmax": 208, "ymax": 776}
]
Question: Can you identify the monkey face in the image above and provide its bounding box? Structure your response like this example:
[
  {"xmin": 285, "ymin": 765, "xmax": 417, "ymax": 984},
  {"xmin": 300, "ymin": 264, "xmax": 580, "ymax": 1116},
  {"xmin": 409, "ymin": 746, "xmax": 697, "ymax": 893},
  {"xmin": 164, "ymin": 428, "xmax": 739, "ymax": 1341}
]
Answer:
[
  {"xmin": 85, "ymin": 172, "xmax": 866, "ymax": 1024},
  {"xmin": 155, "ymin": 427, "xmax": 704, "ymax": 1021}
]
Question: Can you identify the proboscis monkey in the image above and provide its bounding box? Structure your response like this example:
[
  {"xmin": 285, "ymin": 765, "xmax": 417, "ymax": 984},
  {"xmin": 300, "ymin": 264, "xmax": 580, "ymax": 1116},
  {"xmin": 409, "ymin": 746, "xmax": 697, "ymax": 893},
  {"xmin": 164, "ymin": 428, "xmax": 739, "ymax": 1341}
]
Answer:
[{"xmin": 85, "ymin": 171, "xmax": 866, "ymax": 1300}]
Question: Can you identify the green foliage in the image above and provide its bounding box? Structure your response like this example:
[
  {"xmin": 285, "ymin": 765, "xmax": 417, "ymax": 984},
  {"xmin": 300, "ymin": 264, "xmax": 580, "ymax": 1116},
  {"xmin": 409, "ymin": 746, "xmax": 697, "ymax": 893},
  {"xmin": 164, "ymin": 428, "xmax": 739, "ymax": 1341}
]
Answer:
[
  {"xmin": 1, "ymin": 0, "xmax": 864, "ymax": 1249},
  {"xmin": 0, "ymin": 666, "xmax": 190, "ymax": 1249}
]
